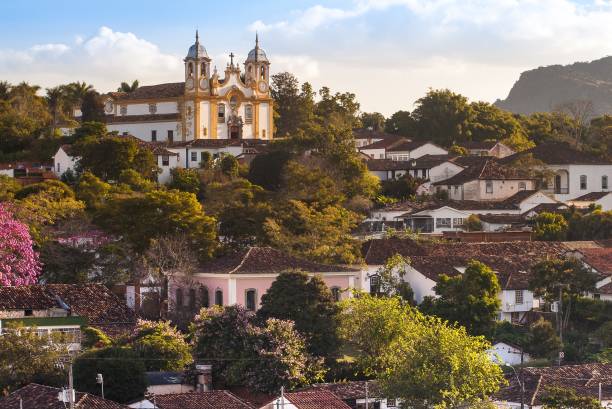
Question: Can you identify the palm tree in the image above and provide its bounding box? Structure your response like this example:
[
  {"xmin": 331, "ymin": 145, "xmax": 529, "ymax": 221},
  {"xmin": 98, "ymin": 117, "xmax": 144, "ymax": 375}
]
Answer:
[
  {"xmin": 64, "ymin": 82, "xmax": 94, "ymax": 117},
  {"xmin": 117, "ymin": 80, "xmax": 139, "ymax": 93},
  {"xmin": 10, "ymin": 82, "xmax": 42, "ymax": 115},
  {"xmin": 0, "ymin": 81, "xmax": 11, "ymax": 101},
  {"xmin": 45, "ymin": 86, "xmax": 66, "ymax": 133}
]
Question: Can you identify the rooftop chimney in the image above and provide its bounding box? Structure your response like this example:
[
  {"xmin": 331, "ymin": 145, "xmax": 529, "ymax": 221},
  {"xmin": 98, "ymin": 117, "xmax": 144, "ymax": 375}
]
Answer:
[{"xmin": 195, "ymin": 364, "xmax": 212, "ymax": 392}]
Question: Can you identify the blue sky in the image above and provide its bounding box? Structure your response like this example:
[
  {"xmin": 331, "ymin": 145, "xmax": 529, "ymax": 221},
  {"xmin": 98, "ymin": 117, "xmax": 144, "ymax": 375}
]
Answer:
[{"xmin": 2, "ymin": 0, "xmax": 612, "ymax": 115}]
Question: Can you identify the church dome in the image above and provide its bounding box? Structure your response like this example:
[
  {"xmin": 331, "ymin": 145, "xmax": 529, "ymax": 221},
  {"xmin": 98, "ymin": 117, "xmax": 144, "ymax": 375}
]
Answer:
[
  {"xmin": 246, "ymin": 47, "xmax": 268, "ymax": 63},
  {"xmin": 187, "ymin": 42, "xmax": 208, "ymax": 59}
]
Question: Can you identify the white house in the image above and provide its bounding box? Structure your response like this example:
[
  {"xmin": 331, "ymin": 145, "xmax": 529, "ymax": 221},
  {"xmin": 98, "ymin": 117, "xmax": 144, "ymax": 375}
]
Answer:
[
  {"xmin": 385, "ymin": 140, "xmax": 448, "ymax": 161},
  {"xmin": 566, "ymin": 191, "xmax": 612, "ymax": 211},
  {"xmin": 359, "ymin": 136, "xmax": 408, "ymax": 159},
  {"xmin": 261, "ymin": 390, "xmax": 352, "ymax": 409},
  {"xmin": 403, "ymin": 205, "xmax": 472, "ymax": 234},
  {"xmin": 433, "ymin": 158, "xmax": 537, "ymax": 201},
  {"xmin": 487, "ymin": 342, "xmax": 533, "ymax": 366},
  {"xmin": 353, "ymin": 128, "xmax": 401, "ymax": 149},
  {"xmin": 52, "ymin": 145, "xmax": 79, "ymax": 177},
  {"xmin": 501, "ymin": 142, "xmax": 612, "ymax": 202},
  {"xmin": 461, "ymin": 141, "xmax": 515, "ymax": 158}
]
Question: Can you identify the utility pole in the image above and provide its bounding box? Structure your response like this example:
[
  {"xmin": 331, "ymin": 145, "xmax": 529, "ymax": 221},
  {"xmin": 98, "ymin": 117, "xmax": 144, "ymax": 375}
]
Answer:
[
  {"xmin": 365, "ymin": 380, "xmax": 368, "ymax": 409},
  {"xmin": 520, "ymin": 349, "xmax": 524, "ymax": 409},
  {"xmin": 68, "ymin": 362, "xmax": 75, "ymax": 409}
]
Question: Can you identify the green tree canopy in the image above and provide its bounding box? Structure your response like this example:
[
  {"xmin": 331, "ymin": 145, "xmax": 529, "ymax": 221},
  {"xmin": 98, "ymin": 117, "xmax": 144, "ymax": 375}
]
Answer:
[
  {"xmin": 80, "ymin": 90, "xmax": 105, "ymax": 123},
  {"xmin": 527, "ymin": 318, "xmax": 562, "ymax": 360},
  {"xmin": 339, "ymin": 294, "xmax": 504, "ymax": 408},
  {"xmin": 190, "ymin": 305, "xmax": 325, "ymax": 393},
  {"xmin": 533, "ymin": 212, "xmax": 568, "ymax": 241},
  {"xmin": 73, "ymin": 346, "xmax": 147, "ymax": 403},
  {"xmin": 384, "ymin": 110, "xmax": 416, "ymax": 135},
  {"xmin": 360, "ymin": 112, "xmax": 386, "ymax": 131},
  {"xmin": 257, "ymin": 271, "xmax": 341, "ymax": 359},
  {"xmin": 541, "ymin": 386, "xmax": 601, "ymax": 409},
  {"xmin": 421, "ymin": 260, "xmax": 501, "ymax": 337},
  {"xmin": 0, "ymin": 324, "xmax": 67, "ymax": 394},
  {"xmin": 130, "ymin": 320, "xmax": 192, "ymax": 371}
]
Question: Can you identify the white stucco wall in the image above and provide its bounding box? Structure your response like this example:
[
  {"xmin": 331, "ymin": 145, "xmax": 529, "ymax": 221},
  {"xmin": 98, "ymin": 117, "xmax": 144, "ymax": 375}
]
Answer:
[
  {"xmin": 487, "ymin": 342, "xmax": 532, "ymax": 366},
  {"xmin": 546, "ymin": 164, "xmax": 612, "ymax": 201},
  {"xmin": 53, "ymin": 147, "xmax": 79, "ymax": 176},
  {"xmin": 107, "ymin": 122, "xmax": 180, "ymax": 142}
]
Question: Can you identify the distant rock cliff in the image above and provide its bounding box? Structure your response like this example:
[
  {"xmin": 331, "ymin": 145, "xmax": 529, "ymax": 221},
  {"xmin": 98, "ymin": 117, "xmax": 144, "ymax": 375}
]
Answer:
[{"xmin": 495, "ymin": 56, "xmax": 612, "ymax": 117}]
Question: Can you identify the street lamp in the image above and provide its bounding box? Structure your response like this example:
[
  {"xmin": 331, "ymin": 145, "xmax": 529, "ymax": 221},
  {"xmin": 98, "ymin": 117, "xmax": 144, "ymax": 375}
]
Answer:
[{"xmin": 96, "ymin": 373, "xmax": 104, "ymax": 399}]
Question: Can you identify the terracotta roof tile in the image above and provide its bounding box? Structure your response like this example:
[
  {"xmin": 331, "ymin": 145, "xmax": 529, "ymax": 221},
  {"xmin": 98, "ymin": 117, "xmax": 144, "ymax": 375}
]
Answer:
[
  {"xmin": 111, "ymin": 82, "xmax": 185, "ymax": 100},
  {"xmin": 501, "ymin": 142, "xmax": 611, "ymax": 165},
  {"xmin": 571, "ymin": 191, "xmax": 611, "ymax": 201},
  {"xmin": 308, "ymin": 381, "xmax": 383, "ymax": 400},
  {"xmin": 495, "ymin": 363, "xmax": 612, "ymax": 405},
  {"xmin": 434, "ymin": 159, "xmax": 534, "ymax": 186},
  {"xmin": 580, "ymin": 248, "xmax": 612, "ymax": 274},
  {"xmin": 0, "ymin": 383, "xmax": 129, "ymax": 409},
  {"xmin": 153, "ymin": 391, "xmax": 254, "ymax": 409},
  {"xmin": 283, "ymin": 390, "xmax": 352, "ymax": 409},
  {"xmin": 0, "ymin": 286, "xmax": 58, "ymax": 310},
  {"xmin": 198, "ymin": 247, "xmax": 358, "ymax": 274}
]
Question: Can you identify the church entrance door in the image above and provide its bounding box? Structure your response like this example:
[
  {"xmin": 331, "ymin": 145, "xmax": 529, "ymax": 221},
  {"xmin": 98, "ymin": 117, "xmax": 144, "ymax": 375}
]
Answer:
[{"xmin": 230, "ymin": 126, "xmax": 240, "ymax": 139}]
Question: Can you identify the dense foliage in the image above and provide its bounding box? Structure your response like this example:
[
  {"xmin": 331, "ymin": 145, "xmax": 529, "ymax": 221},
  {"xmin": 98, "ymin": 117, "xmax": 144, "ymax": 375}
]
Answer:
[
  {"xmin": 130, "ymin": 320, "xmax": 193, "ymax": 371},
  {"xmin": 0, "ymin": 204, "xmax": 40, "ymax": 285}
]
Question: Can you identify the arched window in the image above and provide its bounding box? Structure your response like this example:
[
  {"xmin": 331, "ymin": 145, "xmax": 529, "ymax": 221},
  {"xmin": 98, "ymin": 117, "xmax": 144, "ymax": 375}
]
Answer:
[
  {"xmin": 518, "ymin": 182, "xmax": 526, "ymax": 191},
  {"xmin": 245, "ymin": 289, "xmax": 257, "ymax": 311},
  {"xmin": 245, "ymin": 104, "xmax": 253, "ymax": 124},
  {"xmin": 260, "ymin": 66, "xmax": 266, "ymax": 79},
  {"xmin": 218, "ymin": 104, "xmax": 225, "ymax": 123},
  {"xmin": 175, "ymin": 288, "xmax": 183, "ymax": 309},
  {"xmin": 188, "ymin": 63, "xmax": 194, "ymax": 76},
  {"xmin": 214, "ymin": 289, "xmax": 223, "ymax": 306},
  {"xmin": 199, "ymin": 286, "xmax": 209, "ymax": 308},
  {"xmin": 580, "ymin": 175, "xmax": 587, "ymax": 190},
  {"xmin": 331, "ymin": 287, "xmax": 341, "ymax": 302},
  {"xmin": 188, "ymin": 288, "xmax": 196, "ymax": 311},
  {"xmin": 200, "ymin": 62, "xmax": 206, "ymax": 76},
  {"xmin": 248, "ymin": 65, "xmax": 252, "ymax": 74}
]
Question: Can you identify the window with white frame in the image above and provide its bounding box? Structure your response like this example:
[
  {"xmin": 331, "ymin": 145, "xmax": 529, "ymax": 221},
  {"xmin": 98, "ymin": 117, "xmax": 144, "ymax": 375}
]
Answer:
[
  {"xmin": 436, "ymin": 218, "xmax": 451, "ymax": 228},
  {"xmin": 518, "ymin": 181, "xmax": 526, "ymax": 190},
  {"xmin": 580, "ymin": 175, "xmax": 587, "ymax": 190},
  {"xmin": 453, "ymin": 218, "xmax": 465, "ymax": 226},
  {"xmin": 486, "ymin": 180, "xmax": 493, "ymax": 194},
  {"xmin": 515, "ymin": 290, "xmax": 524, "ymax": 305},
  {"xmin": 191, "ymin": 151, "xmax": 197, "ymax": 162},
  {"xmin": 151, "ymin": 130, "xmax": 157, "ymax": 142},
  {"xmin": 603, "ymin": 175, "xmax": 608, "ymax": 190},
  {"xmin": 161, "ymin": 155, "xmax": 169, "ymax": 166}
]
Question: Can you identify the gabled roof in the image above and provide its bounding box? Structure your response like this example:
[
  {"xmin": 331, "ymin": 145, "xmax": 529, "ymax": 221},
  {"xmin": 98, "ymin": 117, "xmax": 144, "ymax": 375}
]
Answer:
[
  {"xmin": 0, "ymin": 286, "xmax": 58, "ymax": 310},
  {"xmin": 359, "ymin": 136, "xmax": 409, "ymax": 150},
  {"xmin": 570, "ymin": 191, "xmax": 611, "ymax": 201},
  {"xmin": 283, "ymin": 390, "xmax": 352, "ymax": 409},
  {"xmin": 308, "ymin": 381, "xmax": 383, "ymax": 400},
  {"xmin": 433, "ymin": 158, "xmax": 534, "ymax": 186},
  {"xmin": 152, "ymin": 391, "xmax": 254, "ymax": 409},
  {"xmin": 477, "ymin": 213, "xmax": 526, "ymax": 225},
  {"xmin": 387, "ymin": 140, "xmax": 446, "ymax": 153},
  {"xmin": 580, "ymin": 248, "xmax": 612, "ymax": 274},
  {"xmin": 198, "ymin": 247, "xmax": 358, "ymax": 274},
  {"xmin": 502, "ymin": 142, "xmax": 611, "ymax": 165},
  {"xmin": 0, "ymin": 284, "xmax": 136, "ymax": 336},
  {"xmin": 0, "ymin": 383, "xmax": 129, "ymax": 409},
  {"xmin": 461, "ymin": 140, "xmax": 501, "ymax": 150},
  {"xmin": 110, "ymin": 82, "xmax": 185, "ymax": 100},
  {"xmin": 495, "ymin": 363, "xmax": 612, "ymax": 406}
]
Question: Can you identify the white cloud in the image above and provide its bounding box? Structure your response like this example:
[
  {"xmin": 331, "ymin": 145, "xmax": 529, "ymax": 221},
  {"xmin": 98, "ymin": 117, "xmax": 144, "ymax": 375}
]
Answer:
[
  {"xmin": 273, "ymin": 55, "xmax": 320, "ymax": 80},
  {"xmin": 0, "ymin": 26, "xmax": 183, "ymax": 92}
]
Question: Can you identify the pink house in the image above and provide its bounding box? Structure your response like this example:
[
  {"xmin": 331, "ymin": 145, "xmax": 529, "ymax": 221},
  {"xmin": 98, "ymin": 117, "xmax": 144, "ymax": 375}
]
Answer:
[{"xmin": 168, "ymin": 247, "xmax": 364, "ymax": 313}]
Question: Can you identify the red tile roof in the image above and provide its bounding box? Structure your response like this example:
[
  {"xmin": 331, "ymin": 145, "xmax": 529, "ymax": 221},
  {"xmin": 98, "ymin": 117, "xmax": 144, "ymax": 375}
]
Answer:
[
  {"xmin": 199, "ymin": 247, "xmax": 358, "ymax": 275},
  {"xmin": 308, "ymin": 381, "xmax": 383, "ymax": 400},
  {"xmin": 571, "ymin": 191, "xmax": 611, "ymax": 201},
  {"xmin": 283, "ymin": 390, "xmax": 352, "ymax": 409},
  {"xmin": 110, "ymin": 82, "xmax": 185, "ymax": 100},
  {"xmin": 0, "ymin": 383, "xmax": 129, "ymax": 409},
  {"xmin": 0, "ymin": 286, "xmax": 58, "ymax": 310},
  {"xmin": 153, "ymin": 391, "xmax": 254, "ymax": 409},
  {"xmin": 580, "ymin": 248, "xmax": 612, "ymax": 274},
  {"xmin": 495, "ymin": 363, "xmax": 612, "ymax": 405},
  {"xmin": 433, "ymin": 158, "xmax": 534, "ymax": 186}
]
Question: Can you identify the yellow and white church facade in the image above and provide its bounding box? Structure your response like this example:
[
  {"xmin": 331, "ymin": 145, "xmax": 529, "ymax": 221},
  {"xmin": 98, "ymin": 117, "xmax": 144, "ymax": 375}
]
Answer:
[{"xmin": 100, "ymin": 32, "xmax": 273, "ymax": 142}]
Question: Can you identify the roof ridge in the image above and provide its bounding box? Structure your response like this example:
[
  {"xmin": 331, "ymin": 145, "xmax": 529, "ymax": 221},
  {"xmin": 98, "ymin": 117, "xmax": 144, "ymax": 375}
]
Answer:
[{"xmin": 229, "ymin": 247, "xmax": 255, "ymax": 274}]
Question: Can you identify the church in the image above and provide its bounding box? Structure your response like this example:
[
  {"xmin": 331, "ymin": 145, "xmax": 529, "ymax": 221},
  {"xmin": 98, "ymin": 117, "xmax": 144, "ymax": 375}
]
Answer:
[{"xmin": 94, "ymin": 32, "xmax": 273, "ymax": 142}]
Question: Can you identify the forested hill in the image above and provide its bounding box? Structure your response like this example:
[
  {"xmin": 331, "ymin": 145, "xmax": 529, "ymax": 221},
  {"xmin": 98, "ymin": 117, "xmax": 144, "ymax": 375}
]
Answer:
[{"xmin": 495, "ymin": 56, "xmax": 612, "ymax": 117}]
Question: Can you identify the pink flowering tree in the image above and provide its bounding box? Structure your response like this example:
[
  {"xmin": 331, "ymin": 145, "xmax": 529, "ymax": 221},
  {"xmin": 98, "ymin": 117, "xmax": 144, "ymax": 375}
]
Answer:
[{"xmin": 0, "ymin": 205, "xmax": 41, "ymax": 286}]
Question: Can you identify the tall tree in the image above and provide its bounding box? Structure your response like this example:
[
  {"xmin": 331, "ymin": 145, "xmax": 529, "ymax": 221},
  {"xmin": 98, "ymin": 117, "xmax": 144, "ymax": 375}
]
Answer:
[
  {"xmin": 130, "ymin": 320, "xmax": 193, "ymax": 371},
  {"xmin": 412, "ymin": 89, "xmax": 473, "ymax": 146},
  {"xmin": 257, "ymin": 271, "xmax": 341, "ymax": 359},
  {"xmin": 271, "ymin": 72, "xmax": 315, "ymax": 137},
  {"xmin": 385, "ymin": 110, "xmax": 416, "ymax": 135},
  {"xmin": 339, "ymin": 294, "xmax": 504, "ymax": 408},
  {"xmin": 360, "ymin": 112, "xmax": 386, "ymax": 131},
  {"xmin": 0, "ymin": 205, "xmax": 41, "ymax": 286},
  {"xmin": 73, "ymin": 346, "xmax": 147, "ymax": 403},
  {"xmin": 0, "ymin": 324, "xmax": 67, "ymax": 394},
  {"xmin": 191, "ymin": 305, "xmax": 325, "ymax": 393},
  {"xmin": 45, "ymin": 86, "xmax": 66, "ymax": 134},
  {"xmin": 80, "ymin": 90, "xmax": 105, "ymax": 123},
  {"xmin": 117, "ymin": 80, "xmax": 139, "ymax": 93},
  {"xmin": 421, "ymin": 260, "xmax": 501, "ymax": 337}
]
